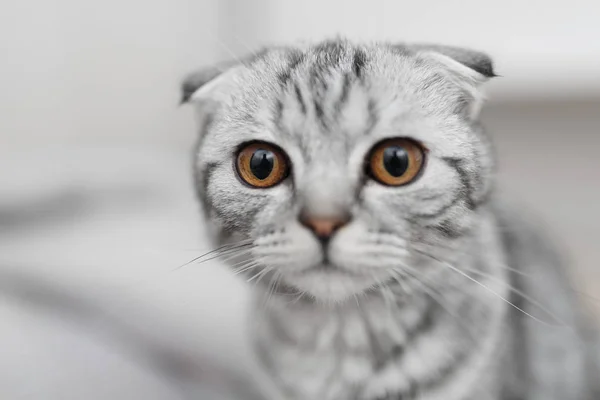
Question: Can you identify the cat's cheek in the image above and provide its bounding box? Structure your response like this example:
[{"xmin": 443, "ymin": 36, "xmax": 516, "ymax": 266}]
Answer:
[
  {"xmin": 328, "ymin": 222, "xmax": 369, "ymax": 270},
  {"xmin": 329, "ymin": 220, "xmax": 409, "ymax": 277},
  {"xmin": 256, "ymin": 221, "xmax": 322, "ymax": 273},
  {"xmin": 285, "ymin": 222, "xmax": 323, "ymax": 271}
]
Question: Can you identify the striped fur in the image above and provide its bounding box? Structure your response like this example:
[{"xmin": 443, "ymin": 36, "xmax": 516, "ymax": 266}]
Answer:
[{"xmin": 184, "ymin": 39, "xmax": 599, "ymax": 399}]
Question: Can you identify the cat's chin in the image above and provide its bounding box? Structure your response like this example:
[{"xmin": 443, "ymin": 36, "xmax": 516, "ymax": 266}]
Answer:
[{"xmin": 281, "ymin": 266, "xmax": 380, "ymax": 304}]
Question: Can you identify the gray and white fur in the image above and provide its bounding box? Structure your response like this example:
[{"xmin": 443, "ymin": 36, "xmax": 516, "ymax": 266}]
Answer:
[{"xmin": 182, "ymin": 39, "xmax": 599, "ymax": 400}]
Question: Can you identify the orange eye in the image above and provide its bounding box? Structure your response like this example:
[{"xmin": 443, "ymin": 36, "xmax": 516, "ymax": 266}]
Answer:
[
  {"xmin": 367, "ymin": 138, "xmax": 425, "ymax": 186},
  {"xmin": 236, "ymin": 142, "xmax": 289, "ymax": 188}
]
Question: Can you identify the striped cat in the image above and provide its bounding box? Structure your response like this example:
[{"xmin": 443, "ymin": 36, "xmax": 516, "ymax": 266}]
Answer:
[{"xmin": 182, "ymin": 39, "xmax": 599, "ymax": 400}]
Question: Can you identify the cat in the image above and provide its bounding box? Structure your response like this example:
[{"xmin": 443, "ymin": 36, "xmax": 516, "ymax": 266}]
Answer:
[{"xmin": 182, "ymin": 39, "xmax": 600, "ymax": 400}]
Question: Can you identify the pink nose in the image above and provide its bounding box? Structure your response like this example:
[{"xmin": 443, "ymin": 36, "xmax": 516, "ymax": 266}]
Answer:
[{"xmin": 299, "ymin": 215, "xmax": 350, "ymax": 239}]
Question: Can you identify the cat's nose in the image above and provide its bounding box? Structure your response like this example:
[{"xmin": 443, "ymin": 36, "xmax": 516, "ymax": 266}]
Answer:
[{"xmin": 299, "ymin": 213, "xmax": 351, "ymax": 241}]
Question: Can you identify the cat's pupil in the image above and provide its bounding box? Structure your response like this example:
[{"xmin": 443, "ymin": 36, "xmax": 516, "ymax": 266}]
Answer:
[
  {"xmin": 383, "ymin": 146, "xmax": 409, "ymax": 177},
  {"xmin": 250, "ymin": 149, "xmax": 275, "ymax": 180}
]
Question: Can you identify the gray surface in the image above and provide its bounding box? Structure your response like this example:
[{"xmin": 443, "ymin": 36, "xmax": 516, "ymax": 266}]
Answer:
[{"xmin": 0, "ymin": 144, "xmax": 255, "ymax": 399}]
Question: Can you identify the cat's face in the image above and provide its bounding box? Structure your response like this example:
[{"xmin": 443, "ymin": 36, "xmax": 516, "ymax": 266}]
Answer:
[{"xmin": 186, "ymin": 41, "xmax": 495, "ymax": 303}]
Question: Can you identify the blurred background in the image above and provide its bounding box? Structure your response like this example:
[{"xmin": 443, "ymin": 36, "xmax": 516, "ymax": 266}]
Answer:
[{"xmin": 1, "ymin": 0, "xmax": 599, "ymax": 398}]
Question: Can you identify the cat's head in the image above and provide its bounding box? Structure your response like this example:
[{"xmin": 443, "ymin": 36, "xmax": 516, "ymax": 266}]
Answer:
[{"xmin": 183, "ymin": 39, "xmax": 496, "ymax": 303}]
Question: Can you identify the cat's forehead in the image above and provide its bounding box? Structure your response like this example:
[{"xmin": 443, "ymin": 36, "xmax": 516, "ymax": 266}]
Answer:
[
  {"xmin": 231, "ymin": 41, "xmax": 419, "ymax": 105},
  {"xmin": 200, "ymin": 39, "xmax": 482, "ymax": 166},
  {"xmin": 219, "ymin": 43, "xmax": 439, "ymax": 147}
]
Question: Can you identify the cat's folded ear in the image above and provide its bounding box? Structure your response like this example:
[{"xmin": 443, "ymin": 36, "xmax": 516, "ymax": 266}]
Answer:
[
  {"xmin": 180, "ymin": 51, "xmax": 269, "ymax": 104},
  {"xmin": 180, "ymin": 61, "xmax": 238, "ymax": 104},
  {"xmin": 411, "ymin": 44, "xmax": 496, "ymax": 79},
  {"xmin": 181, "ymin": 67, "xmax": 222, "ymax": 104},
  {"xmin": 410, "ymin": 44, "xmax": 497, "ymax": 119}
]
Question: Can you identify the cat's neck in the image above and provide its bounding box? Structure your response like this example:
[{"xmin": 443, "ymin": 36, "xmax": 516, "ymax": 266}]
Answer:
[{"xmin": 252, "ymin": 289, "xmax": 435, "ymax": 365}]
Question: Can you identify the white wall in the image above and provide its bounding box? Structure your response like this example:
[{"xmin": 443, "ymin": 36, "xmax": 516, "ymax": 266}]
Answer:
[
  {"xmin": 1, "ymin": 0, "xmax": 221, "ymax": 145},
  {"xmin": 4, "ymin": 0, "xmax": 598, "ymax": 146},
  {"xmin": 222, "ymin": 0, "xmax": 600, "ymax": 100}
]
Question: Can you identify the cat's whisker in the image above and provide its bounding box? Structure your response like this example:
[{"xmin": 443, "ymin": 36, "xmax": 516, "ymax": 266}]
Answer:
[
  {"xmin": 255, "ymin": 268, "xmax": 275, "ymax": 288},
  {"xmin": 365, "ymin": 271, "xmax": 395, "ymax": 310},
  {"xmin": 414, "ymin": 249, "xmax": 562, "ymax": 327},
  {"xmin": 411, "ymin": 249, "xmax": 573, "ymax": 327},
  {"xmin": 414, "ymin": 242, "xmax": 600, "ymax": 307},
  {"xmin": 389, "ymin": 266, "xmax": 481, "ymax": 341},
  {"xmin": 385, "ymin": 240, "xmax": 586, "ymax": 328},
  {"xmin": 389, "ymin": 267, "xmax": 445, "ymax": 308},
  {"xmin": 191, "ymin": 244, "xmax": 254, "ymax": 266},
  {"xmin": 248, "ymin": 266, "xmax": 273, "ymax": 286},
  {"xmin": 457, "ymin": 265, "xmax": 568, "ymax": 326},
  {"xmin": 290, "ymin": 290, "xmax": 307, "ymax": 305},
  {"xmin": 272, "ymin": 273, "xmax": 283, "ymax": 305},
  {"xmin": 279, "ymin": 289, "xmax": 305, "ymax": 304},
  {"xmin": 385, "ymin": 269, "xmax": 413, "ymax": 295},
  {"xmin": 379, "ymin": 283, "xmax": 397, "ymax": 312},
  {"xmin": 352, "ymin": 293, "xmax": 363, "ymax": 310},
  {"xmin": 229, "ymin": 257, "xmax": 256, "ymax": 268},
  {"xmin": 414, "ymin": 242, "xmax": 536, "ymax": 278},
  {"xmin": 232, "ymin": 262, "xmax": 260, "ymax": 276},
  {"xmin": 262, "ymin": 271, "xmax": 282, "ymax": 311},
  {"xmin": 219, "ymin": 248, "xmax": 255, "ymax": 263},
  {"xmin": 173, "ymin": 240, "xmax": 253, "ymax": 271}
]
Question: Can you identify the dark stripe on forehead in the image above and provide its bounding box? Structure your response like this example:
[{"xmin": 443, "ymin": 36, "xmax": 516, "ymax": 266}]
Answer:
[
  {"xmin": 277, "ymin": 49, "xmax": 305, "ymax": 86},
  {"xmin": 293, "ymin": 82, "xmax": 307, "ymax": 115},
  {"xmin": 307, "ymin": 40, "xmax": 353, "ymax": 129},
  {"xmin": 353, "ymin": 48, "xmax": 367, "ymax": 78},
  {"xmin": 314, "ymin": 100, "xmax": 325, "ymax": 123},
  {"xmin": 333, "ymin": 72, "xmax": 352, "ymax": 118},
  {"xmin": 309, "ymin": 40, "xmax": 349, "ymax": 89},
  {"xmin": 365, "ymin": 97, "xmax": 378, "ymax": 135},
  {"xmin": 275, "ymin": 51, "xmax": 308, "ymax": 132},
  {"xmin": 313, "ymin": 39, "xmax": 347, "ymax": 67},
  {"xmin": 273, "ymin": 98, "xmax": 285, "ymax": 132}
]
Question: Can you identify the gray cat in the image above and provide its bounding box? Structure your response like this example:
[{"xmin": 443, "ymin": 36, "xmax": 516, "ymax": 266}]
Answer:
[{"xmin": 182, "ymin": 39, "xmax": 599, "ymax": 400}]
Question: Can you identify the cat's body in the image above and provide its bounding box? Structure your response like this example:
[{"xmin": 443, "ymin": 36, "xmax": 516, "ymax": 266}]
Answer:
[{"xmin": 183, "ymin": 39, "xmax": 599, "ymax": 399}]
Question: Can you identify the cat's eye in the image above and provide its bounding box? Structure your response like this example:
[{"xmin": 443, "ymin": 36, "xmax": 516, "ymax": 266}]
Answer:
[
  {"xmin": 236, "ymin": 142, "xmax": 289, "ymax": 188},
  {"xmin": 367, "ymin": 138, "xmax": 425, "ymax": 186}
]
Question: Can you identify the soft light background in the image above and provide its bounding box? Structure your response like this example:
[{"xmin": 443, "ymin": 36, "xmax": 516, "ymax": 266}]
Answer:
[{"xmin": 1, "ymin": 0, "xmax": 599, "ymax": 398}]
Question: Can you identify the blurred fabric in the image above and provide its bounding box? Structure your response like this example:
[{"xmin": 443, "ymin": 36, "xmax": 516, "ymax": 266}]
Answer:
[{"xmin": 0, "ymin": 144, "xmax": 258, "ymax": 399}]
